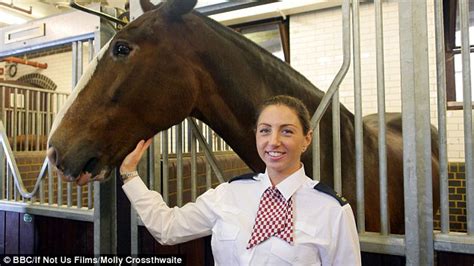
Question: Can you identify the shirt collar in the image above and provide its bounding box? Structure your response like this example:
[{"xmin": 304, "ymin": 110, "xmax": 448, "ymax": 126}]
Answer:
[{"xmin": 259, "ymin": 165, "xmax": 307, "ymax": 201}]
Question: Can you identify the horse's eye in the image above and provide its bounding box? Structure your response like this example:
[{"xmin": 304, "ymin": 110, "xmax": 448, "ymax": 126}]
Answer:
[{"xmin": 113, "ymin": 42, "xmax": 132, "ymax": 57}]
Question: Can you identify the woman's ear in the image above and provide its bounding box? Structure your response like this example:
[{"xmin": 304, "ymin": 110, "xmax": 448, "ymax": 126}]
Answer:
[{"xmin": 304, "ymin": 129, "xmax": 313, "ymax": 149}]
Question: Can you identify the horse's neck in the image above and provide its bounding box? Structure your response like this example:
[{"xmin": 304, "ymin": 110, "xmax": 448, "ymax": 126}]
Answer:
[{"xmin": 190, "ymin": 14, "xmax": 350, "ymax": 172}]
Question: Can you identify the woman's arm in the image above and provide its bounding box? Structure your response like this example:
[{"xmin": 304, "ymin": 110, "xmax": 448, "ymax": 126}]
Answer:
[
  {"xmin": 121, "ymin": 139, "xmax": 219, "ymax": 245},
  {"xmin": 332, "ymin": 205, "xmax": 362, "ymax": 265}
]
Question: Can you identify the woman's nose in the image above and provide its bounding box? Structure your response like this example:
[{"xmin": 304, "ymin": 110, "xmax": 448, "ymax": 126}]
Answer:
[{"xmin": 269, "ymin": 132, "xmax": 281, "ymax": 146}]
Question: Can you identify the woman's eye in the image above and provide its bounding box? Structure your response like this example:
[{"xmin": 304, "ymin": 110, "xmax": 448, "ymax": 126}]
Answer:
[
  {"xmin": 113, "ymin": 42, "xmax": 132, "ymax": 57},
  {"xmin": 259, "ymin": 128, "xmax": 271, "ymax": 134},
  {"xmin": 282, "ymin": 129, "xmax": 294, "ymax": 135}
]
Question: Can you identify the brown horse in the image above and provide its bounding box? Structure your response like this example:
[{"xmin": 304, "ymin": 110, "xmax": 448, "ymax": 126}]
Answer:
[{"xmin": 47, "ymin": 0, "xmax": 439, "ymax": 234}]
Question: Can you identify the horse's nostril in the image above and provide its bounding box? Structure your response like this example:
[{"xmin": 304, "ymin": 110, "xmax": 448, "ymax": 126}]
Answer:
[{"xmin": 47, "ymin": 147, "xmax": 59, "ymax": 167}]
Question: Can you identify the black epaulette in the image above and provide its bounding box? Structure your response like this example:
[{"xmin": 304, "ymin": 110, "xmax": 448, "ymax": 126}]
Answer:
[
  {"xmin": 314, "ymin": 182, "xmax": 348, "ymax": 206},
  {"xmin": 228, "ymin": 173, "xmax": 258, "ymax": 183}
]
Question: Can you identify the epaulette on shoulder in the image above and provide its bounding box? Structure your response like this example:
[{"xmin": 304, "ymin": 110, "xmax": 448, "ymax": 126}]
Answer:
[
  {"xmin": 313, "ymin": 182, "xmax": 348, "ymax": 206},
  {"xmin": 228, "ymin": 173, "xmax": 258, "ymax": 183}
]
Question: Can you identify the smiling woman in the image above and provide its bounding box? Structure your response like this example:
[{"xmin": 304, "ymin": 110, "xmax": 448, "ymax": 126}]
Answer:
[
  {"xmin": 254, "ymin": 96, "xmax": 312, "ymax": 185},
  {"xmin": 120, "ymin": 95, "xmax": 361, "ymax": 265}
]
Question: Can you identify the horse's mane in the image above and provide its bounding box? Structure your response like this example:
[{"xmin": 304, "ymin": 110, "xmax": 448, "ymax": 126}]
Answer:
[{"xmin": 192, "ymin": 11, "xmax": 326, "ymax": 100}]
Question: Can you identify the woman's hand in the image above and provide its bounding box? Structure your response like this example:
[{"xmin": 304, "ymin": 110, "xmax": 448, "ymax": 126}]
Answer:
[{"xmin": 120, "ymin": 138, "xmax": 153, "ymax": 175}]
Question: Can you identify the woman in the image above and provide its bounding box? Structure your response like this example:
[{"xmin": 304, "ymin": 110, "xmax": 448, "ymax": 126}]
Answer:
[{"xmin": 121, "ymin": 95, "xmax": 361, "ymax": 265}]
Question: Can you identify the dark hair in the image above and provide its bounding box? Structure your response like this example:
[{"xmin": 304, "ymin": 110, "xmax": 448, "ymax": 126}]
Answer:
[{"xmin": 255, "ymin": 95, "xmax": 312, "ymax": 135}]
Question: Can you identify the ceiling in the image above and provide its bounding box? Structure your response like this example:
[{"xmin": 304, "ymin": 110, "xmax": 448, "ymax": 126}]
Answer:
[
  {"xmin": 0, "ymin": 0, "xmax": 237, "ymax": 28},
  {"xmin": 0, "ymin": 1, "xmax": 130, "ymax": 28}
]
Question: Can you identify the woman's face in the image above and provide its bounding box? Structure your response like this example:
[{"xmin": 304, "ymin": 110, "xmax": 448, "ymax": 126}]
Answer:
[{"xmin": 256, "ymin": 104, "xmax": 312, "ymax": 179}]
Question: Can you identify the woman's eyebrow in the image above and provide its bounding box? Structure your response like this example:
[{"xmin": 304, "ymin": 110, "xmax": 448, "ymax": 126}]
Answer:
[{"xmin": 257, "ymin": 123, "xmax": 298, "ymax": 128}]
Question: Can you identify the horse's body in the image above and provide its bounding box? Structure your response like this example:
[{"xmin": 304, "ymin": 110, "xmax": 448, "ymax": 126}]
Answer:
[{"xmin": 47, "ymin": 0, "xmax": 439, "ymax": 234}]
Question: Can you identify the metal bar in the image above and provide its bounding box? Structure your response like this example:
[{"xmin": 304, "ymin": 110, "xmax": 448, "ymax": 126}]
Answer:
[
  {"xmin": 153, "ymin": 134, "xmax": 162, "ymax": 193},
  {"xmin": 69, "ymin": 0, "xmax": 127, "ymax": 26},
  {"xmin": 434, "ymin": 232, "xmax": 474, "ymax": 254},
  {"xmin": 434, "ymin": 0, "xmax": 450, "ymax": 234},
  {"xmin": 6, "ymin": 166, "xmax": 10, "ymax": 200},
  {"xmin": 191, "ymin": 123, "xmax": 197, "ymax": 201},
  {"xmin": 332, "ymin": 91, "xmax": 341, "ymax": 194},
  {"xmin": 78, "ymin": 40, "xmax": 83, "ymax": 77},
  {"xmin": 0, "ymin": 86, "xmax": 5, "ymax": 127},
  {"xmin": 12, "ymin": 89, "xmax": 17, "ymax": 152},
  {"xmin": 375, "ymin": 0, "xmax": 389, "ymax": 235},
  {"xmin": 188, "ymin": 118, "xmax": 225, "ymax": 183},
  {"xmin": 206, "ymin": 125, "xmax": 212, "ymax": 189},
  {"xmin": 48, "ymin": 161, "xmax": 53, "ymax": 205},
  {"xmin": 310, "ymin": 0, "xmax": 351, "ymax": 128},
  {"xmin": 0, "ymin": 200, "xmax": 93, "ymax": 222},
  {"xmin": 72, "ymin": 41, "xmax": 78, "ymax": 88},
  {"xmin": 58, "ymin": 173, "xmax": 62, "ymax": 206},
  {"xmin": 162, "ymin": 131, "xmax": 169, "ymax": 204},
  {"xmin": 459, "ymin": 0, "xmax": 474, "ymax": 235},
  {"xmin": 36, "ymin": 92, "xmax": 40, "ymax": 150},
  {"xmin": 0, "ymin": 140, "xmax": 4, "ymax": 200},
  {"xmin": 359, "ymin": 232, "xmax": 405, "ymax": 256},
  {"xmin": 176, "ymin": 123, "xmax": 183, "ymax": 207},
  {"xmin": 25, "ymin": 90, "xmax": 29, "ymax": 151},
  {"xmin": 39, "ymin": 173, "xmax": 44, "ymax": 204},
  {"xmin": 89, "ymin": 39, "xmax": 94, "ymax": 62},
  {"xmin": 130, "ymin": 208, "xmax": 138, "ymax": 256},
  {"xmin": 66, "ymin": 183, "xmax": 74, "ymax": 207},
  {"xmin": 311, "ymin": 0, "xmax": 350, "ymax": 183},
  {"xmin": 45, "ymin": 94, "xmax": 51, "ymax": 150},
  {"xmin": 352, "ymin": 0, "xmax": 364, "ymax": 234},
  {"xmin": 148, "ymin": 139, "xmax": 155, "ymax": 190},
  {"xmin": 7, "ymin": 166, "xmax": 13, "ymax": 200},
  {"xmin": 312, "ymin": 126, "xmax": 321, "ymax": 181},
  {"xmin": 77, "ymin": 186, "xmax": 82, "ymax": 209},
  {"xmin": 0, "ymin": 122, "xmax": 47, "ymax": 198},
  {"xmin": 399, "ymin": 0, "xmax": 434, "ymax": 264},
  {"xmin": 88, "ymin": 182, "xmax": 93, "ymax": 209}
]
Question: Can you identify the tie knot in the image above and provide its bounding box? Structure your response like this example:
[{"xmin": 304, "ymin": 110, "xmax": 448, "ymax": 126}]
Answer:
[
  {"xmin": 247, "ymin": 186, "xmax": 295, "ymax": 249},
  {"xmin": 266, "ymin": 186, "xmax": 284, "ymax": 201}
]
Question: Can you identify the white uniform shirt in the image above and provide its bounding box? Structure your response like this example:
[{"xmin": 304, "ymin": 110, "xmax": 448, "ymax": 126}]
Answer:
[{"xmin": 122, "ymin": 166, "xmax": 361, "ymax": 266}]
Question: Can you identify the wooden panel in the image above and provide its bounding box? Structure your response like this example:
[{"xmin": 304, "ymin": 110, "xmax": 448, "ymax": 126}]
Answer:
[
  {"xmin": 19, "ymin": 213, "xmax": 34, "ymax": 254},
  {"xmin": 139, "ymin": 226, "xmax": 157, "ymax": 254},
  {"xmin": 361, "ymin": 252, "xmax": 405, "ymax": 266},
  {"xmin": 437, "ymin": 251, "xmax": 474, "ymax": 266},
  {"xmin": 179, "ymin": 238, "xmax": 205, "ymax": 266},
  {"xmin": 35, "ymin": 216, "xmax": 93, "ymax": 255},
  {"xmin": 5, "ymin": 212, "xmax": 19, "ymax": 254},
  {"xmin": 0, "ymin": 211, "xmax": 5, "ymax": 254}
]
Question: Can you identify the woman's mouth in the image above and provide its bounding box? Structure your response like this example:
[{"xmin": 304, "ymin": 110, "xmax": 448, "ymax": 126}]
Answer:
[{"xmin": 266, "ymin": 151, "xmax": 286, "ymax": 159}]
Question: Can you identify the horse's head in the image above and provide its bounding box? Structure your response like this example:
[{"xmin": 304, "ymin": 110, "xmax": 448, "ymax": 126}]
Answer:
[{"xmin": 48, "ymin": 0, "xmax": 202, "ymax": 185}]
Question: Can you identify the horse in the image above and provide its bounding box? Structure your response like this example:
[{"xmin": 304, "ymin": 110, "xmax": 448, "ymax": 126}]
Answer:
[{"xmin": 47, "ymin": 0, "xmax": 439, "ymax": 234}]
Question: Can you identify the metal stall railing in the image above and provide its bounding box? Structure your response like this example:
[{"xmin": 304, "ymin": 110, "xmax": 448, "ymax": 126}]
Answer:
[
  {"xmin": 433, "ymin": 0, "xmax": 474, "ymax": 256},
  {"xmin": 0, "ymin": 120, "xmax": 93, "ymax": 221},
  {"xmin": 336, "ymin": 0, "xmax": 474, "ymax": 265},
  {"xmin": 311, "ymin": 0, "xmax": 474, "ymax": 264},
  {"xmin": 129, "ymin": 117, "xmax": 241, "ymax": 255},
  {"xmin": 0, "ymin": 83, "xmax": 69, "ymax": 151}
]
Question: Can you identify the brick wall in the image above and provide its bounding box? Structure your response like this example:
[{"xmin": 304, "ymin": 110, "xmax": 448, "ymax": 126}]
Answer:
[
  {"xmin": 446, "ymin": 162, "xmax": 467, "ymax": 232},
  {"xmin": 11, "ymin": 151, "xmax": 250, "ymax": 208},
  {"xmin": 13, "ymin": 151, "xmax": 91, "ymax": 207},
  {"xmin": 12, "ymin": 151, "xmax": 468, "ymax": 231}
]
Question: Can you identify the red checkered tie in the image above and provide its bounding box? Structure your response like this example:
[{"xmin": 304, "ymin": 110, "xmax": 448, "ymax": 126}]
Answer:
[{"xmin": 247, "ymin": 186, "xmax": 294, "ymax": 249}]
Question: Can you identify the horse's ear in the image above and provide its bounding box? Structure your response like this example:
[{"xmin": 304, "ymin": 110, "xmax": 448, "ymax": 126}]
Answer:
[
  {"xmin": 140, "ymin": 0, "xmax": 159, "ymax": 12},
  {"xmin": 163, "ymin": 0, "xmax": 197, "ymax": 18}
]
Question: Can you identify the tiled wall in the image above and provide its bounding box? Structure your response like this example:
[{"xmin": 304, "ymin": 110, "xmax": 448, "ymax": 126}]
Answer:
[{"xmin": 290, "ymin": 0, "xmax": 467, "ymax": 162}]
